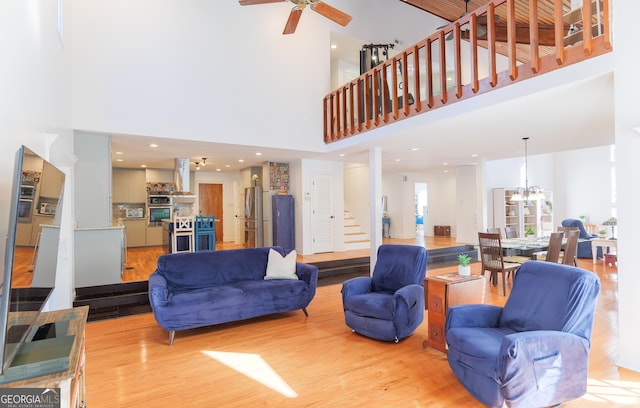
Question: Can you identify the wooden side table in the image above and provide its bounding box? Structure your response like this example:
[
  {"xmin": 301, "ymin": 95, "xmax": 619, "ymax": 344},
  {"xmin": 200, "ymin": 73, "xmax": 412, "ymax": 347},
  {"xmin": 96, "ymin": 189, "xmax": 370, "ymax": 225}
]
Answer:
[
  {"xmin": 434, "ymin": 225, "xmax": 451, "ymax": 237},
  {"xmin": 424, "ymin": 274, "xmax": 485, "ymax": 353},
  {"xmin": 1, "ymin": 306, "xmax": 89, "ymax": 408}
]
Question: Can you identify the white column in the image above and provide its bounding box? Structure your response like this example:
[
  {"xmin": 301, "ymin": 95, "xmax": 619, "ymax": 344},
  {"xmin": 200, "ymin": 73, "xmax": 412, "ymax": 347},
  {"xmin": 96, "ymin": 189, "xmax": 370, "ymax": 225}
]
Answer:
[
  {"xmin": 369, "ymin": 147, "xmax": 382, "ymax": 275},
  {"xmin": 614, "ymin": 0, "xmax": 640, "ymax": 371}
]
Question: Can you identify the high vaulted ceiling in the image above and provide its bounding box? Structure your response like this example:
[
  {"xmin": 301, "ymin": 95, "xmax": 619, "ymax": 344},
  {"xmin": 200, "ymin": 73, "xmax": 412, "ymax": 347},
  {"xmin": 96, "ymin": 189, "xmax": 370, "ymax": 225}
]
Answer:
[{"xmin": 110, "ymin": 0, "xmax": 613, "ymax": 174}]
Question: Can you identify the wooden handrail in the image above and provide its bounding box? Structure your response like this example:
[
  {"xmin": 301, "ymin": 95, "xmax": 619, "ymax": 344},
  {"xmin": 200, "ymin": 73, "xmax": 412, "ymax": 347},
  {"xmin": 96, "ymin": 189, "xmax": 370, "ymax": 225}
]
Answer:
[{"xmin": 323, "ymin": 0, "xmax": 612, "ymax": 144}]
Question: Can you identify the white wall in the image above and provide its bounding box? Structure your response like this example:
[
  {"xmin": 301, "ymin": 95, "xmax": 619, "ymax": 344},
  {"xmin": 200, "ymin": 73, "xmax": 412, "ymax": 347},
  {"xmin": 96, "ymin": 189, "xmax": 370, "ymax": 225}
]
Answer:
[
  {"xmin": 553, "ymin": 145, "xmax": 614, "ymax": 225},
  {"xmin": 71, "ymin": 0, "xmax": 444, "ymax": 155},
  {"xmin": 344, "ymin": 163, "xmax": 371, "ymax": 236}
]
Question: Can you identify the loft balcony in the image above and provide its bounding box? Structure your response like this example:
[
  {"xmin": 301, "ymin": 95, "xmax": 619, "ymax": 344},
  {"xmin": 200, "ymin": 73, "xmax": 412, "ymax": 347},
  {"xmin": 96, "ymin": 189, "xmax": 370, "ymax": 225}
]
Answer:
[{"xmin": 323, "ymin": 0, "xmax": 611, "ymax": 144}]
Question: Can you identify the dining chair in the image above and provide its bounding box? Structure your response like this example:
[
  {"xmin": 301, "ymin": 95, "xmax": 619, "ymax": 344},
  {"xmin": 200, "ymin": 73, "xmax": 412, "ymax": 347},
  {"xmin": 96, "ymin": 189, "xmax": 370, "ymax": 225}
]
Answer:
[
  {"xmin": 172, "ymin": 216, "xmax": 195, "ymax": 253},
  {"xmin": 504, "ymin": 226, "xmax": 518, "ymax": 239},
  {"xmin": 486, "ymin": 227, "xmax": 501, "ymax": 235},
  {"xmin": 544, "ymin": 232, "xmax": 564, "ymax": 263},
  {"xmin": 562, "ymin": 229, "xmax": 580, "ymax": 266},
  {"xmin": 478, "ymin": 232, "xmax": 521, "ymax": 296}
]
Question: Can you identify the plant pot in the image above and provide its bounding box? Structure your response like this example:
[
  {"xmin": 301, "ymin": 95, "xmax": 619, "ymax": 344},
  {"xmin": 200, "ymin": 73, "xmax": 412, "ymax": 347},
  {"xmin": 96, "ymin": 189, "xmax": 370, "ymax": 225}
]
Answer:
[
  {"xmin": 527, "ymin": 234, "xmax": 535, "ymax": 242},
  {"xmin": 458, "ymin": 265, "xmax": 471, "ymax": 276}
]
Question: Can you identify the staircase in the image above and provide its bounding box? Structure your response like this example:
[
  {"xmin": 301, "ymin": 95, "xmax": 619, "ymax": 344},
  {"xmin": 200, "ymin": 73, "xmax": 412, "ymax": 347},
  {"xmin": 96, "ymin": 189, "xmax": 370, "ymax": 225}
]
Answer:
[{"xmin": 344, "ymin": 209, "xmax": 369, "ymax": 250}]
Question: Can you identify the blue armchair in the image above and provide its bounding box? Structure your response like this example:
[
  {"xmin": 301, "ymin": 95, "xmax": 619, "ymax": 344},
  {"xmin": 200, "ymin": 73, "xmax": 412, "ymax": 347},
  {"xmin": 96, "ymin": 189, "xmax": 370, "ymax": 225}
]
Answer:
[
  {"xmin": 561, "ymin": 218, "xmax": 602, "ymax": 259},
  {"xmin": 445, "ymin": 261, "xmax": 600, "ymax": 407},
  {"xmin": 341, "ymin": 244, "xmax": 427, "ymax": 342}
]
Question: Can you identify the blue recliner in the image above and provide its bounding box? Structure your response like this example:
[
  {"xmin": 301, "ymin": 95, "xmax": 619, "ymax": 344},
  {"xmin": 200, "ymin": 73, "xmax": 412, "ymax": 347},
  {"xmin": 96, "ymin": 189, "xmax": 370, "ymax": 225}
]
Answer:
[
  {"xmin": 561, "ymin": 218, "xmax": 602, "ymax": 259},
  {"xmin": 445, "ymin": 261, "xmax": 600, "ymax": 407},
  {"xmin": 341, "ymin": 244, "xmax": 428, "ymax": 342}
]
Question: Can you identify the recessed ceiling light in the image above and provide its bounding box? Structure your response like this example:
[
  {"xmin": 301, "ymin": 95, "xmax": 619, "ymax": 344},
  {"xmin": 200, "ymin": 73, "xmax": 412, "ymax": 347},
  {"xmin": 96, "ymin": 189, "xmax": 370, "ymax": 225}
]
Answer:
[
  {"xmin": 238, "ymin": 159, "xmax": 244, "ymax": 163},
  {"xmin": 115, "ymin": 151, "xmax": 123, "ymax": 155},
  {"xmin": 216, "ymin": 168, "xmax": 221, "ymax": 172},
  {"xmin": 256, "ymin": 152, "xmax": 262, "ymax": 156},
  {"xmin": 149, "ymin": 144, "xmax": 158, "ymax": 148},
  {"xmin": 395, "ymin": 159, "xmax": 401, "ymax": 162},
  {"xmin": 411, "ymin": 148, "xmax": 419, "ymax": 151},
  {"xmin": 225, "ymin": 164, "xmax": 231, "ymax": 168},
  {"xmin": 331, "ymin": 44, "xmax": 337, "ymax": 49},
  {"xmin": 141, "ymin": 164, "xmax": 147, "ymax": 168},
  {"xmin": 339, "ymin": 153, "xmax": 345, "ymax": 157},
  {"xmin": 471, "ymin": 154, "xmax": 478, "ymax": 157},
  {"xmin": 443, "ymin": 162, "xmax": 448, "ymax": 166},
  {"xmin": 443, "ymin": 169, "xmax": 449, "ymax": 173},
  {"xmin": 116, "ymin": 158, "xmax": 123, "ymax": 162}
]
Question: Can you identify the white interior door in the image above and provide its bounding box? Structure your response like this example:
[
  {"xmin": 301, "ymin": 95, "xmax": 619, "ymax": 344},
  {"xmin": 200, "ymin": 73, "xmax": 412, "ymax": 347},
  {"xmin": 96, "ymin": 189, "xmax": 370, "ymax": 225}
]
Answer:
[{"xmin": 312, "ymin": 174, "xmax": 334, "ymax": 253}]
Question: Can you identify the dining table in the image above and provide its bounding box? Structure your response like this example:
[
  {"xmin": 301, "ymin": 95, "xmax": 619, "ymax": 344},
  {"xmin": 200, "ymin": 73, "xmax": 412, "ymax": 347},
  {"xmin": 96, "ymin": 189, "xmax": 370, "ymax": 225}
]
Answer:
[{"xmin": 500, "ymin": 237, "xmax": 555, "ymax": 261}]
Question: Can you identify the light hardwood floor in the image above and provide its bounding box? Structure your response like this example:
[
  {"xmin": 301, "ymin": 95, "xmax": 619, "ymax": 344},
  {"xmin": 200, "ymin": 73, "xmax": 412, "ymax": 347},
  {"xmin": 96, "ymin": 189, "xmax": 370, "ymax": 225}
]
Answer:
[{"xmin": 81, "ymin": 237, "xmax": 640, "ymax": 407}]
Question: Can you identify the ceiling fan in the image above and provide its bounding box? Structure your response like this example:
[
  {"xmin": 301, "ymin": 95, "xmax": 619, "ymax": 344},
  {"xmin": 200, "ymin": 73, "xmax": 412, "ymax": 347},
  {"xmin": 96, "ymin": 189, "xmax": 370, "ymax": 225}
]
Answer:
[
  {"xmin": 440, "ymin": 0, "xmax": 499, "ymax": 41},
  {"xmin": 239, "ymin": 0, "xmax": 352, "ymax": 35}
]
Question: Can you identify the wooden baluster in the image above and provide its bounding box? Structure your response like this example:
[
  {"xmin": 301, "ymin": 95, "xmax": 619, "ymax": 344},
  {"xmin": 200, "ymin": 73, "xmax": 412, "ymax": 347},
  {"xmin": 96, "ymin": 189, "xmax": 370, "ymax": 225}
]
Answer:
[
  {"xmin": 529, "ymin": 0, "xmax": 540, "ymax": 73},
  {"xmin": 392, "ymin": 58, "xmax": 399, "ymax": 120},
  {"xmin": 373, "ymin": 67, "xmax": 380, "ymax": 126},
  {"xmin": 470, "ymin": 13, "xmax": 479, "ymax": 94},
  {"xmin": 507, "ymin": 0, "xmax": 518, "ymax": 81},
  {"xmin": 357, "ymin": 78, "xmax": 364, "ymax": 133},
  {"xmin": 426, "ymin": 39, "xmax": 434, "ymax": 108},
  {"xmin": 439, "ymin": 31, "xmax": 447, "ymax": 104},
  {"xmin": 603, "ymin": 0, "xmax": 611, "ymax": 49},
  {"xmin": 582, "ymin": 0, "xmax": 592, "ymax": 56},
  {"xmin": 323, "ymin": 96, "xmax": 329, "ymax": 143},
  {"xmin": 487, "ymin": 3, "xmax": 498, "ymax": 87},
  {"xmin": 554, "ymin": 0, "xmax": 565, "ymax": 64},
  {"xmin": 401, "ymin": 53, "xmax": 410, "ymax": 116},
  {"xmin": 364, "ymin": 74, "xmax": 372, "ymax": 130},
  {"xmin": 381, "ymin": 63, "xmax": 390, "ymax": 123},
  {"xmin": 454, "ymin": 22, "xmax": 462, "ymax": 99},
  {"xmin": 348, "ymin": 81, "xmax": 355, "ymax": 135},
  {"xmin": 340, "ymin": 85, "xmax": 347, "ymax": 136},
  {"xmin": 412, "ymin": 45, "xmax": 421, "ymax": 112}
]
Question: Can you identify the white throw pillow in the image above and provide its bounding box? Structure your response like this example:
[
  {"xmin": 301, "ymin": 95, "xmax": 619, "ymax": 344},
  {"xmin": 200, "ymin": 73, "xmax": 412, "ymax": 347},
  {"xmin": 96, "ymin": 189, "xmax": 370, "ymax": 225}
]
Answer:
[{"xmin": 264, "ymin": 249, "xmax": 298, "ymax": 280}]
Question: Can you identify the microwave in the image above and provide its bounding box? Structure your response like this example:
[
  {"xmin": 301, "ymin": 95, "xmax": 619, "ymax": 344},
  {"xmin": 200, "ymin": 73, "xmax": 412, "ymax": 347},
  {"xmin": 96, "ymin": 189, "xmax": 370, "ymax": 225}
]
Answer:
[
  {"xmin": 40, "ymin": 202, "xmax": 57, "ymax": 215},
  {"xmin": 149, "ymin": 195, "xmax": 171, "ymax": 206}
]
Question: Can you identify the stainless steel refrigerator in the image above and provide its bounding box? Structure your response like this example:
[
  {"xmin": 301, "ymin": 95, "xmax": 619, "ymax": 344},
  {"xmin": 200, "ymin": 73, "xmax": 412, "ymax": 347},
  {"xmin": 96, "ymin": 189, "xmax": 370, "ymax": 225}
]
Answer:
[{"xmin": 244, "ymin": 186, "xmax": 263, "ymax": 247}]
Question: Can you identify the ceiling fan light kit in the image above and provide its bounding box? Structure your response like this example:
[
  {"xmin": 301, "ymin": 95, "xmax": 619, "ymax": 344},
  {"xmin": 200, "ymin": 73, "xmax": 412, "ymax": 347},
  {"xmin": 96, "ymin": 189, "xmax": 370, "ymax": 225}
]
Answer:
[{"xmin": 239, "ymin": 0, "xmax": 352, "ymax": 35}]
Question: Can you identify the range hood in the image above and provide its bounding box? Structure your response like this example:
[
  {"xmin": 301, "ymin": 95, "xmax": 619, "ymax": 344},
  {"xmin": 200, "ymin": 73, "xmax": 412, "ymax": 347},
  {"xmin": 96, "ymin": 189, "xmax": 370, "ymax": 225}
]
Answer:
[{"xmin": 173, "ymin": 158, "xmax": 195, "ymax": 197}]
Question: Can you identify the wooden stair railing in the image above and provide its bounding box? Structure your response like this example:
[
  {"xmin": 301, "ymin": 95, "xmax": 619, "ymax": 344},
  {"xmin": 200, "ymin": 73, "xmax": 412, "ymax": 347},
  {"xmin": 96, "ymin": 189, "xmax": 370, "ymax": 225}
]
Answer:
[{"xmin": 323, "ymin": 0, "xmax": 612, "ymax": 144}]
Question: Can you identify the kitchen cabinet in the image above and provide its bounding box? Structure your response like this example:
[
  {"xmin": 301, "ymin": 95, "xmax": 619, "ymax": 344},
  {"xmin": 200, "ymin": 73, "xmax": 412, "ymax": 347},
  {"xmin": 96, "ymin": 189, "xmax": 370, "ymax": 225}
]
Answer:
[
  {"xmin": 39, "ymin": 160, "xmax": 65, "ymax": 198},
  {"xmin": 146, "ymin": 225, "xmax": 163, "ymax": 246},
  {"xmin": 30, "ymin": 214, "xmax": 55, "ymax": 246},
  {"xmin": 112, "ymin": 168, "xmax": 146, "ymax": 203},
  {"xmin": 122, "ymin": 219, "xmax": 147, "ymax": 247},
  {"xmin": 16, "ymin": 222, "xmax": 33, "ymax": 247}
]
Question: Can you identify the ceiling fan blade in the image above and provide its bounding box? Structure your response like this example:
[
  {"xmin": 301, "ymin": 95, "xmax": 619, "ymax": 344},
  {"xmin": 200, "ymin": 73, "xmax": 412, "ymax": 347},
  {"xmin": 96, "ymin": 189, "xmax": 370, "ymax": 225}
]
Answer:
[
  {"xmin": 311, "ymin": 1, "xmax": 352, "ymax": 27},
  {"xmin": 239, "ymin": 0, "xmax": 285, "ymax": 5},
  {"xmin": 283, "ymin": 8, "xmax": 302, "ymax": 35}
]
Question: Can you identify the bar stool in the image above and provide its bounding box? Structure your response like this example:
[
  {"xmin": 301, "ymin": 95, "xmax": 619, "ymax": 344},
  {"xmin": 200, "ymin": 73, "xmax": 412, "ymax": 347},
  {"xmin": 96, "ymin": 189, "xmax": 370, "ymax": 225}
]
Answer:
[
  {"xmin": 172, "ymin": 216, "xmax": 194, "ymax": 253},
  {"xmin": 195, "ymin": 215, "xmax": 216, "ymax": 252}
]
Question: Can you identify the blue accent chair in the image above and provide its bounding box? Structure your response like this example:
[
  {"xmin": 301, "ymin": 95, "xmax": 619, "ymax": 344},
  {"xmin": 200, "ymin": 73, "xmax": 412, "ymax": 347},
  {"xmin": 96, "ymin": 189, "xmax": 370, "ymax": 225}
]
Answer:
[
  {"xmin": 561, "ymin": 218, "xmax": 602, "ymax": 259},
  {"xmin": 194, "ymin": 215, "xmax": 216, "ymax": 252},
  {"xmin": 341, "ymin": 244, "xmax": 428, "ymax": 342},
  {"xmin": 445, "ymin": 261, "xmax": 600, "ymax": 407}
]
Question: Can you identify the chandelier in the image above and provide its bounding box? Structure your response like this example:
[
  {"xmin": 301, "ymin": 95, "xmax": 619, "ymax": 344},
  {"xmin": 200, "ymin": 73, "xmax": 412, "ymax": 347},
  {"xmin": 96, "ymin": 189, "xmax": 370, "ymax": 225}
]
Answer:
[{"xmin": 511, "ymin": 137, "xmax": 545, "ymax": 201}]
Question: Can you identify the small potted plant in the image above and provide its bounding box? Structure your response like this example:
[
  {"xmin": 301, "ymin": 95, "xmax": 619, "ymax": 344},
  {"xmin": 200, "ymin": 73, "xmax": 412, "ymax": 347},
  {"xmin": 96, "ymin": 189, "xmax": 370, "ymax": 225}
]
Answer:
[
  {"xmin": 457, "ymin": 253, "xmax": 472, "ymax": 276},
  {"xmin": 525, "ymin": 226, "xmax": 536, "ymax": 241},
  {"xmin": 598, "ymin": 229, "xmax": 607, "ymax": 238}
]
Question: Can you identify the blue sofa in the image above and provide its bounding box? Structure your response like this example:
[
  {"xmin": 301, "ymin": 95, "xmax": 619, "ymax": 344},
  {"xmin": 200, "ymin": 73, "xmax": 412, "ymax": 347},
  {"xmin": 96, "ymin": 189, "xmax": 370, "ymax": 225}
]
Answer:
[
  {"xmin": 148, "ymin": 246, "xmax": 318, "ymax": 345},
  {"xmin": 561, "ymin": 218, "xmax": 602, "ymax": 259}
]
